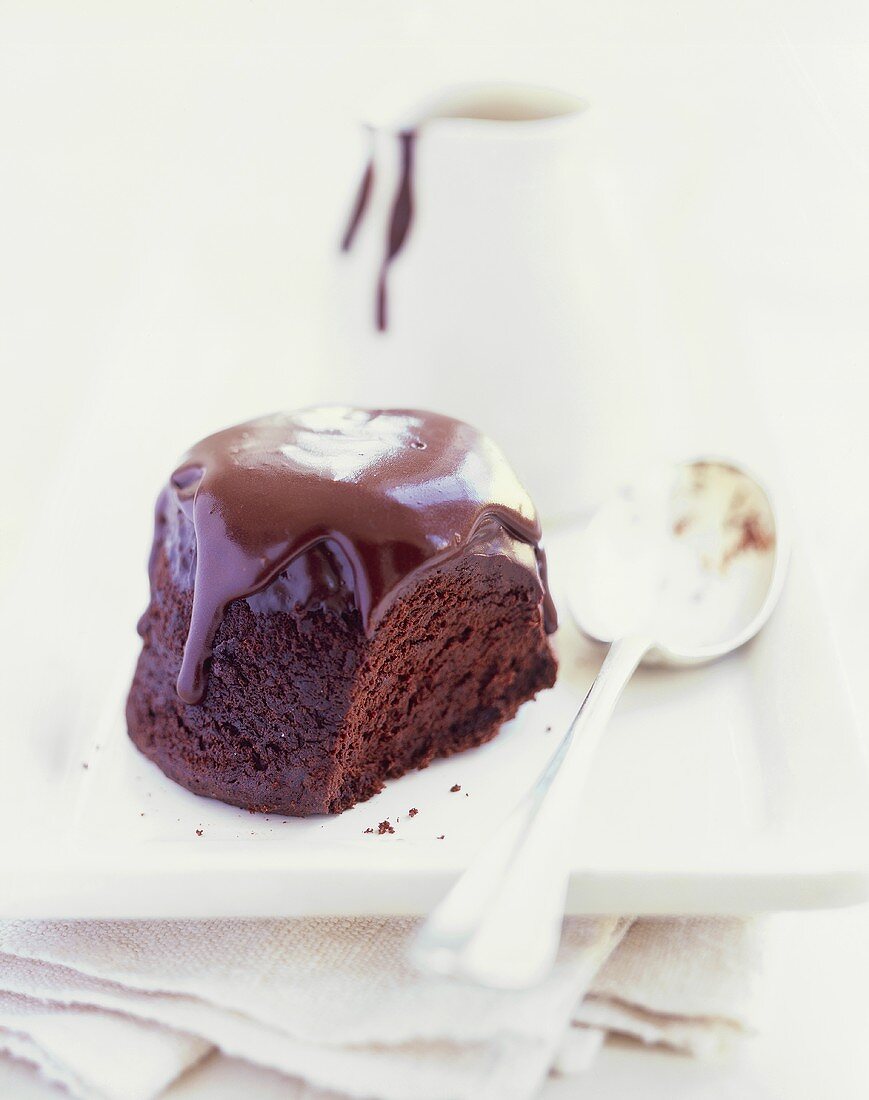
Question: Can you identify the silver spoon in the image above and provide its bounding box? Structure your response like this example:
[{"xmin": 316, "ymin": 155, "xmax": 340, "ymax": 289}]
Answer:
[{"xmin": 412, "ymin": 458, "xmax": 789, "ymax": 989}]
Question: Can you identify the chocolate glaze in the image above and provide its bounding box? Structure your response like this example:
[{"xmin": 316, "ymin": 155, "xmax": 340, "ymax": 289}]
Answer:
[
  {"xmin": 159, "ymin": 407, "xmax": 556, "ymax": 705},
  {"xmin": 376, "ymin": 130, "xmax": 415, "ymax": 331},
  {"xmin": 340, "ymin": 131, "xmax": 375, "ymax": 253},
  {"xmin": 341, "ymin": 130, "xmax": 417, "ymax": 331}
]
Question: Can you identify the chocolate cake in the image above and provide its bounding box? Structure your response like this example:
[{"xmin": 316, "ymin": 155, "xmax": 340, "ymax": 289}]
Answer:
[{"xmin": 126, "ymin": 407, "xmax": 557, "ymax": 815}]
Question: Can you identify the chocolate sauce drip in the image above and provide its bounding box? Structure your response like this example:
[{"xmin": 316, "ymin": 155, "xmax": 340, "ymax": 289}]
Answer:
[
  {"xmin": 158, "ymin": 407, "xmax": 556, "ymax": 705},
  {"xmin": 340, "ymin": 140, "xmax": 374, "ymax": 252},
  {"xmin": 341, "ymin": 130, "xmax": 417, "ymax": 331},
  {"xmin": 376, "ymin": 130, "xmax": 416, "ymax": 331}
]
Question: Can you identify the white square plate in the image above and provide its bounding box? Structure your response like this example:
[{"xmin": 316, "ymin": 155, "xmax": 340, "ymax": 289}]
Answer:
[{"xmin": 2, "ymin": 467, "xmax": 868, "ymax": 917}]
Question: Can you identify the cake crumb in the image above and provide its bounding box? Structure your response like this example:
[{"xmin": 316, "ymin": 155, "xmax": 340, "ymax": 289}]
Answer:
[
  {"xmin": 722, "ymin": 511, "xmax": 775, "ymax": 567},
  {"xmin": 736, "ymin": 513, "xmax": 774, "ymax": 553},
  {"xmin": 377, "ymin": 820, "xmax": 395, "ymax": 835},
  {"xmin": 408, "ymin": 807, "xmax": 419, "ymax": 817},
  {"xmin": 81, "ymin": 763, "xmax": 89, "ymax": 770},
  {"xmin": 363, "ymin": 827, "xmax": 374, "ymax": 834},
  {"xmin": 545, "ymin": 725, "xmax": 552, "ymax": 732},
  {"xmin": 450, "ymin": 784, "xmax": 461, "ymax": 793},
  {"xmin": 195, "ymin": 829, "xmax": 203, "ymax": 837},
  {"xmin": 436, "ymin": 835, "xmax": 445, "ymax": 840},
  {"xmin": 673, "ymin": 516, "xmax": 691, "ymax": 536}
]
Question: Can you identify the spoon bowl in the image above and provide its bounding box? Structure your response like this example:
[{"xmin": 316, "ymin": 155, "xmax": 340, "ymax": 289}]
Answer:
[{"xmin": 567, "ymin": 458, "xmax": 788, "ymax": 665}]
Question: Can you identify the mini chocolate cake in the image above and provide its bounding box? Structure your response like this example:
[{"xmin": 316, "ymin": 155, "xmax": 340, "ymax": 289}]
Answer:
[{"xmin": 126, "ymin": 407, "xmax": 557, "ymax": 815}]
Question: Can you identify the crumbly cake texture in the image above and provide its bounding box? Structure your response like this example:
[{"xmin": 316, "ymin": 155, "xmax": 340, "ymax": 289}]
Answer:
[
  {"xmin": 126, "ymin": 407, "xmax": 557, "ymax": 816},
  {"xmin": 127, "ymin": 532, "xmax": 556, "ymax": 815}
]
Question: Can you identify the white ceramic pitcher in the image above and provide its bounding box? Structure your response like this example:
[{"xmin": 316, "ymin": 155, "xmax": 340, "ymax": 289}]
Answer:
[{"xmin": 329, "ymin": 84, "xmax": 660, "ymax": 519}]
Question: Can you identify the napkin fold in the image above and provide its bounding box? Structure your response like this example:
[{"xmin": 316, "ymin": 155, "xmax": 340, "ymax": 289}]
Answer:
[{"xmin": 0, "ymin": 916, "xmax": 765, "ymax": 1100}]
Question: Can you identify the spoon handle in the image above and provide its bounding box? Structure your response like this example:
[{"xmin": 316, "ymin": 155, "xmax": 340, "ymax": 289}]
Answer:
[{"xmin": 411, "ymin": 634, "xmax": 650, "ymax": 989}]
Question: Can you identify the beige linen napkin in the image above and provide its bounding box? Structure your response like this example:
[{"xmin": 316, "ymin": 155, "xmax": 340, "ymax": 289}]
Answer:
[{"xmin": 0, "ymin": 916, "xmax": 764, "ymax": 1100}]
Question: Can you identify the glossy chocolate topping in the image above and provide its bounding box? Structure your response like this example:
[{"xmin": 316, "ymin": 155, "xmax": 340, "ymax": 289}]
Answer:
[
  {"xmin": 341, "ymin": 129, "xmax": 417, "ymax": 331},
  {"xmin": 375, "ymin": 130, "xmax": 415, "ymax": 331},
  {"xmin": 340, "ymin": 130, "xmax": 375, "ymax": 253},
  {"xmin": 161, "ymin": 407, "xmax": 555, "ymax": 704}
]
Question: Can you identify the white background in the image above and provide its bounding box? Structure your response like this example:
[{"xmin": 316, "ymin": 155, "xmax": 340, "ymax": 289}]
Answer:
[{"xmin": 1, "ymin": 2, "xmax": 868, "ymax": 1097}]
